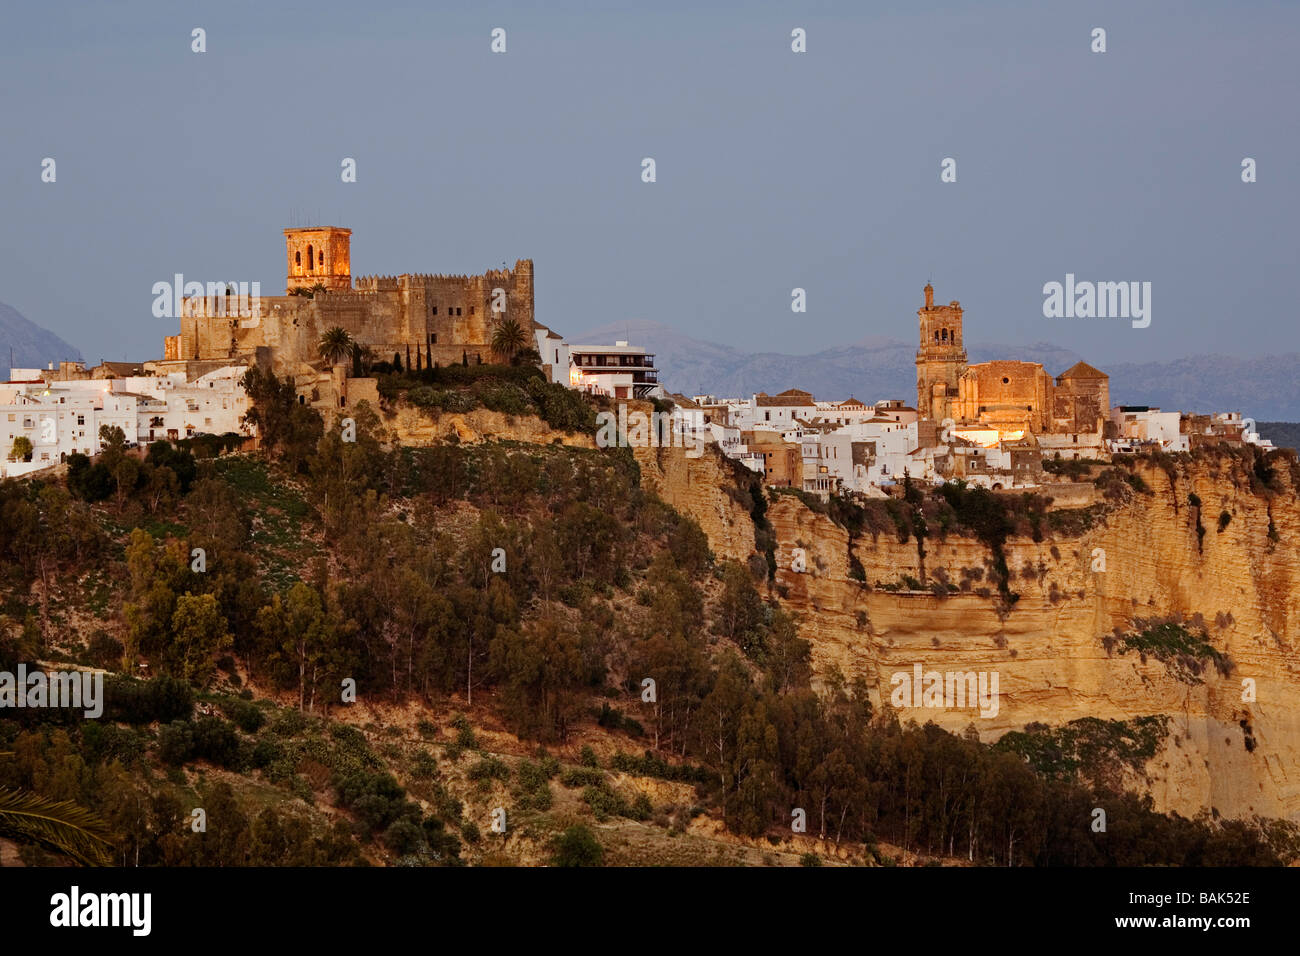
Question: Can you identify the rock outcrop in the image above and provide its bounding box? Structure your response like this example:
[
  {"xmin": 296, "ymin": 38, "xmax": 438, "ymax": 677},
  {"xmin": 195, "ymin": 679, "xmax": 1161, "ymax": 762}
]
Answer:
[{"xmin": 672, "ymin": 450, "xmax": 1300, "ymax": 822}]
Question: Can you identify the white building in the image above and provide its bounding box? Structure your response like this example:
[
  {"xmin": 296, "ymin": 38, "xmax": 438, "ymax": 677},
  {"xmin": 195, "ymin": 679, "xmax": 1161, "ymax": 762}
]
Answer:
[
  {"xmin": 1, "ymin": 366, "xmax": 251, "ymax": 478},
  {"xmin": 536, "ymin": 330, "xmax": 664, "ymax": 400}
]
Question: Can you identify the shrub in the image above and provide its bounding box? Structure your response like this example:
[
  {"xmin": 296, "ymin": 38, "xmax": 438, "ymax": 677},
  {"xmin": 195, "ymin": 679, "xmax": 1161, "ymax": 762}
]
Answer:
[
  {"xmin": 221, "ymin": 698, "xmax": 266, "ymax": 733},
  {"xmin": 467, "ymin": 757, "xmax": 511, "ymax": 784},
  {"xmin": 560, "ymin": 766, "xmax": 606, "ymax": 789},
  {"xmin": 549, "ymin": 824, "xmax": 604, "ymax": 867},
  {"xmin": 157, "ymin": 721, "xmax": 194, "ymax": 765}
]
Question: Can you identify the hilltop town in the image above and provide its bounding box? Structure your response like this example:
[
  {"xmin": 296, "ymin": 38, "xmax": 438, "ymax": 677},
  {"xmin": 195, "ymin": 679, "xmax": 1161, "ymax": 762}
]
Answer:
[
  {"xmin": 0, "ymin": 227, "xmax": 1274, "ymax": 483},
  {"xmin": 4, "ymin": 225, "xmax": 1300, "ymax": 871}
]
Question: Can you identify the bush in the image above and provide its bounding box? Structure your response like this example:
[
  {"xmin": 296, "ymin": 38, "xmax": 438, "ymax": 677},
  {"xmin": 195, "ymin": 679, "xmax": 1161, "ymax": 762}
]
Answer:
[
  {"xmin": 579, "ymin": 745, "xmax": 600, "ymax": 768},
  {"xmin": 383, "ymin": 819, "xmax": 427, "ymax": 856},
  {"xmin": 221, "ymin": 698, "xmax": 266, "ymax": 733},
  {"xmin": 549, "ymin": 824, "xmax": 604, "ymax": 866},
  {"xmin": 467, "ymin": 757, "xmax": 512, "ymax": 784},
  {"xmin": 104, "ymin": 675, "xmax": 195, "ymax": 724},
  {"xmin": 582, "ymin": 783, "xmax": 630, "ymax": 821},
  {"xmin": 191, "ymin": 716, "xmax": 243, "ymax": 768},
  {"xmin": 157, "ymin": 720, "xmax": 194, "ymax": 765},
  {"xmin": 560, "ymin": 766, "xmax": 606, "ymax": 789}
]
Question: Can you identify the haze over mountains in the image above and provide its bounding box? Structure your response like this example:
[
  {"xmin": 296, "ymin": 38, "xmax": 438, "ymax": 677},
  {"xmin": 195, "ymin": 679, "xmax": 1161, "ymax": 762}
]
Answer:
[
  {"xmin": 0, "ymin": 300, "xmax": 82, "ymax": 370},
  {"xmin": 573, "ymin": 320, "xmax": 1300, "ymax": 422}
]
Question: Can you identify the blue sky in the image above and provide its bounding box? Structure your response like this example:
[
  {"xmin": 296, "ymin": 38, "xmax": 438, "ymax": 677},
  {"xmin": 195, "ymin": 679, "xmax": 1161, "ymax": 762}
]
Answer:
[{"xmin": 1, "ymin": 0, "xmax": 1296, "ymax": 364}]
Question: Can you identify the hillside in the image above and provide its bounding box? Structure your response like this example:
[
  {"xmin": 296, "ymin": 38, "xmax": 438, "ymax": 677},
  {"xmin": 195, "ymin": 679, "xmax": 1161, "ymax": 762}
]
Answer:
[{"xmin": 1, "ymin": 366, "xmax": 1298, "ymax": 867}]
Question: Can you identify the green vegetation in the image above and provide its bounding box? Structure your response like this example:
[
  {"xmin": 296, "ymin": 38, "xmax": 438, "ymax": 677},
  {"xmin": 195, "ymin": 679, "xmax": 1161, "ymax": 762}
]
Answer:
[
  {"xmin": 1106, "ymin": 620, "xmax": 1232, "ymax": 684},
  {"xmin": 375, "ymin": 362, "xmax": 594, "ymax": 433},
  {"xmin": 0, "ymin": 390, "xmax": 1292, "ymax": 868}
]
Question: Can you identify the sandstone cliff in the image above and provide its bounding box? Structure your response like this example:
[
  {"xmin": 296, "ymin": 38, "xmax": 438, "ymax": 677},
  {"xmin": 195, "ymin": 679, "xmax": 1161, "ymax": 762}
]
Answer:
[
  {"xmin": 651, "ymin": 445, "xmax": 1300, "ymax": 822},
  {"xmin": 632, "ymin": 443, "xmax": 756, "ymax": 563},
  {"xmin": 385, "ymin": 404, "xmax": 598, "ymax": 449}
]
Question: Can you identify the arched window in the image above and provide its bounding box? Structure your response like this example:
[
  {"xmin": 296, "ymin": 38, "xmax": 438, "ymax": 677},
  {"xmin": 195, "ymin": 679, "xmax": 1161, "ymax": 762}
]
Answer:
[
  {"xmin": 295, "ymin": 251, "xmax": 301, "ymax": 267},
  {"xmin": 941, "ymin": 329, "xmax": 948, "ymax": 342},
  {"xmin": 934, "ymin": 331, "xmax": 939, "ymax": 342},
  {"xmin": 307, "ymin": 245, "xmax": 314, "ymax": 271}
]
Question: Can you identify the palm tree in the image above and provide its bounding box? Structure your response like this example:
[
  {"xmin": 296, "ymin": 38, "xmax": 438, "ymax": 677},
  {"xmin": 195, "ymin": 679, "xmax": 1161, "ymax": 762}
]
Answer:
[
  {"xmin": 319, "ymin": 327, "xmax": 353, "ymax": 367},
  {"xmin": 490, "ymin": 318, "xmax": 529, "ymax": 365},
  {"xmin": 0, "ymin": 786, "xmax": 114, "ymax": 866}
]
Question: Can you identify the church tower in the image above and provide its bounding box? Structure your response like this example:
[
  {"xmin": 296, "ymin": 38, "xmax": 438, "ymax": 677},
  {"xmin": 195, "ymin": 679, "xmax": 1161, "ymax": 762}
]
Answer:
[
  {"xmin": 285, "ymin": 227, "xmax": 352, "ymax": 293},
  {"xmin": 915, "ymin": 283, "xmax": 967, "ymax": 423}
]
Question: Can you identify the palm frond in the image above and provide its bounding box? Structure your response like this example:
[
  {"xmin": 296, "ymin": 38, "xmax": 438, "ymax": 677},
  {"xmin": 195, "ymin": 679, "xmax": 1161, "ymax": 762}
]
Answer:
[{"xmin": 0, "ymin": 788, "xmax": 114, "ymax": 866}]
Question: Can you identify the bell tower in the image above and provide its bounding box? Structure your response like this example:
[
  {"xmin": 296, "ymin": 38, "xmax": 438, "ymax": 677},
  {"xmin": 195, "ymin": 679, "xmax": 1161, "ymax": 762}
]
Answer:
[
  {"xmin": 285, "ymin": 226, "xmax": 352, "ymax": 293},
  {"xmin": 915, "ymin": 283, "xmax": 967, "ymax": 423}
]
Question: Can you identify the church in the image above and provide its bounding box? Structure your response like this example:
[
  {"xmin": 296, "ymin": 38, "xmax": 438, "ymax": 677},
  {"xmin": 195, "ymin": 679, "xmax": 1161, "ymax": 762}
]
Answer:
[{"xmin": 915, "ymin": 283, "xmax": 1109, "ymax": 457}]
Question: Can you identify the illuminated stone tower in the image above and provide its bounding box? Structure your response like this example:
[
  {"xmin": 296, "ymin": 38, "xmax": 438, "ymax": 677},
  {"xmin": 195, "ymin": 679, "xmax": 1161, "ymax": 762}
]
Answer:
[
  {"xmin": 285, "ymin": 227, "xmax": 352, "ymax": 293},
  {"xmin": 915, "ymin": 283, "xmax": 967, "ymax": 423}
]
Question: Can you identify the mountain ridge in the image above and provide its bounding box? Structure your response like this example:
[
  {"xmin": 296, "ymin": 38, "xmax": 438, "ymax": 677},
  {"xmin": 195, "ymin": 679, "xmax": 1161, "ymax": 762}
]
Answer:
[
  {"xmin": 571, "ymin": 320, "xmax": 1300, "ymax": 420},
  {"xmin": 0, "ymin": 299, "xmax": 83, "ymax": 371}
]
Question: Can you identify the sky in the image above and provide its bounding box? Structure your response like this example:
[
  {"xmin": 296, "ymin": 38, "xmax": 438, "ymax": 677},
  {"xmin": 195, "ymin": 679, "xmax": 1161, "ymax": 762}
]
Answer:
[{"xmin": 1, "ymin": 0, "xmax": 1296, "ymax": 366}]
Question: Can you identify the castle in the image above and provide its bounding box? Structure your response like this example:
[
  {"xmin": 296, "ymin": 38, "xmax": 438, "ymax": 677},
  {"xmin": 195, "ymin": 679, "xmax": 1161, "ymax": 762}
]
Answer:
[
  {"xmin": 157, "ymin": 227, "xmax": 536, "ymax": 382},
  {"xmin": 915, "ymin": 283, "xmax": 1109, "ymax": 455}
]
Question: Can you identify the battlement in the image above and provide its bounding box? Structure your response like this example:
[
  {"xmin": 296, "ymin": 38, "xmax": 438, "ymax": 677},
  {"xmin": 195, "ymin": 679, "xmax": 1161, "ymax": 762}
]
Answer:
[
  {"xmin": 169, "ymin": 228, "xmax": 535, "ymax": 372},
  {"xmin": 354, "ymin": 275, "xmax": 402, "ymax": 290}
]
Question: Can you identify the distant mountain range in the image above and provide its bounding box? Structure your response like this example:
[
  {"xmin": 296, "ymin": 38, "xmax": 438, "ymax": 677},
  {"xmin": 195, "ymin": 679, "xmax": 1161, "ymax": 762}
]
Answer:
[
  {"xmin": 571, "ymin": 320, "xmax": 1300, "ymax": 422},
  {"xmin": 0, "ymin": 300, "xmax": 82, "ymax": 371}
]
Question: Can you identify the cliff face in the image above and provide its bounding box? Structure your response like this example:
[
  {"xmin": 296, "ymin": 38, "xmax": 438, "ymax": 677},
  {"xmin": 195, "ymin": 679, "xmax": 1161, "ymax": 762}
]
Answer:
[
  {"xmin": 385, "ymin": 405, "xmax": 598, "ymax": 449},
  {"xmin": 632, "ymin": 444, "xmax": 757, "ymax": 563},
  {"xmin": 663, "ymin": 446, "xmax": 1300, "ymax": 822}
]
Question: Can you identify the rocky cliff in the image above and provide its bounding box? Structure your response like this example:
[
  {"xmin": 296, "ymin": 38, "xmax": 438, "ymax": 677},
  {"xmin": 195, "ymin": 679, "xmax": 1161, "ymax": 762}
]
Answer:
[{"xmin": 653, "ymin": 446, "xmax": 1300, "ymax": 822}]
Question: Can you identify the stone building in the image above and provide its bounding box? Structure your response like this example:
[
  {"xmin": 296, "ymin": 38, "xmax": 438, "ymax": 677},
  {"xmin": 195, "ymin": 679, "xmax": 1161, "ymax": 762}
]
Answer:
[
  {"xmin": 915, "ymin": 284, "xmax": 1110, "ymax": 450},
  {"xmin": 160, "ymin": 227, "xmax": 536, "ymax": 376}
]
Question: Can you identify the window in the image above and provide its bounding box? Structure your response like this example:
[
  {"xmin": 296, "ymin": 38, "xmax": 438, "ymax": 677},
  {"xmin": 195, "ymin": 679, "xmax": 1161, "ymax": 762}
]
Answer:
[
  {"xmin": 432, "ymin": 307, "xmax": 438, "ymax": 315},
  {"xmin": 295, "ymin": 251, "xmax": 301, "ymax": 266},
  {"xmin": 76, "ymin": 414, "xmax": 84, "ymax": 426},
  {"xmin": 457, "ymin": 307, "xmax": 462, "ymax": 316},
  {"xmin": 307, "ymin": 245, "xmax": 314, "ymax": 271},
  {"xmin": 469, "ymin": 306, "xmax": 475, "ymax": 315},
  {"xmin": 431, "ymin": 333, "xmax": 437, "ymax": 344}
]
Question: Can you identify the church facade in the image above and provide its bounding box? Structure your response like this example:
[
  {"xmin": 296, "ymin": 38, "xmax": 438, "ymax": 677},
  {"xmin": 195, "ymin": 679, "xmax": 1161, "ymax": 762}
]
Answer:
[{"xmin": 915, "ymin": 283, "xmax": 1109, "ymax": 453}]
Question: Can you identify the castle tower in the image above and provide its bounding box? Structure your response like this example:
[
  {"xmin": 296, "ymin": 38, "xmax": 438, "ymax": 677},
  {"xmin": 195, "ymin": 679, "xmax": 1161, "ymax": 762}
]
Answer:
[
  {"xmin": 285, "ymin": 227, "xmax": 352, "ymax": 293},
  {"xmin": 915, "ymin": 283, "xmax": 967, "ymax": 423}
]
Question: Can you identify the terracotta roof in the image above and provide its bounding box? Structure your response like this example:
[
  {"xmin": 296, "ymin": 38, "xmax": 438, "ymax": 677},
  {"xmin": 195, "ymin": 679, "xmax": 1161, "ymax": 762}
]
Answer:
[
  {"xmin": 756, "ymin": 388, "xmax": 815, "ymax": 406},
  {"xmin": 1057, "ymin": 360, "xmax": 1108, "ymax": 380}
]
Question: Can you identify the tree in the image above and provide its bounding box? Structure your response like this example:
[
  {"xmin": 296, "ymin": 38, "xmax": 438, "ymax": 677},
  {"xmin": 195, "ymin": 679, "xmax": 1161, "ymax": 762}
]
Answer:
[
  {"xmin": 0, "ymin": 787, "xmax": 113, "ymax": 866},
  {"xmin": 258, "ymin": 582, "xmax": 344, "ymax": 712},
  {"xmin": 8, "ymin": 436, "xmax": 32, "ymax": 462},
  {"xmin": 167, "ymin": 592, "xmax": 232, "ymax": 688},
  {"xmin": 319, "ymin": 327, "xmax": 354, "ymax": 367},
  {"xmin": 240, "ymin": 367, "xmax": 324, "ymax": 471},
  {"xmin": 490, "ymin": 317, "xmax": 528, "ymax": 363}
]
